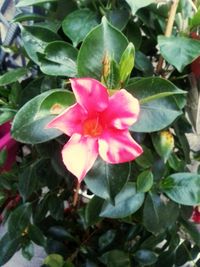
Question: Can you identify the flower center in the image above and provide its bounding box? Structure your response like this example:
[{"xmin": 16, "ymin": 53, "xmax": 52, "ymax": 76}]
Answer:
[{"xmin": 83, "ymin": 117, "xmax": 103, "ymax": 137}]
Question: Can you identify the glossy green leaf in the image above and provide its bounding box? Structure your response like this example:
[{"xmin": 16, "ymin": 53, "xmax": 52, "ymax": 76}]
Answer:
[
  {"xmin": 43, "ymin": 254, "xmax": 64, "ymax": 267},
  {"xmin": 125, "ymin": 0, "xmax": 156, "ymax": 15},
  {"xmin": 62, "ymin": 9, "xmax": 98, "ymax": 47},
  {"xmin": 125, "ymin": 22, "xmax": 142, "ymax": 50},
  {"xmin": 18, "ymin": 163, "xmax": 41, "ymax": 201},
  {"xmin": 158, "ymin": 35, "xmax": 200, "ymax": 72},
  {"xmin": 135, "ymin": 249, "xmax": 158, "ymax": 266},
  {"xmin": 29, "ymin": 224, "xmax": 46, "ymax": 246},
  {"xmin": 85, "ymin": 158, "xmax": 130, "ymax": 202},
  {"xmin": 78, "ymin": 17, "xmax": 128, "ymax": 79},
  {"xmin": 85, "ymin": 196, "xmax": 104, "ymax": 226},
  {"xmin": 137, "ymin": 170, "xmax": 154, "ymax": 192},
  {"xmin": 106, "ymin": 9, "xmax": 130, "ymax": 30},
  {"xmin": 98, "ymin": 230, "xmax": 116, "ymax": 250},
  {"xmin": 0, "ymin": 68, "xmax": 27, "ymax": 86},
  {"xmin": 100, "ymin": 182, "xmax": 144, "ymax": 218},
  {"xmin": 161, "ymin": 173, "xmax": 200, "ymax": 205},
  {"xmin": 135, "ymin": 145, "xmax": 154, "ymax": 168},
  {"xmin": 127, "ymin": 77, "xmax": 185, "ymax": 132},
  {"xmin": 143, "ymin": 193, "xmax": 179, "ymax": 234},
  {"xmin": 21, "ymin": 26, "xmax": 59, "ymax": 64},
  {"xmin": 40, "ymin": 41, "xmax": 78, "ymax": 77},
  {"xmin": 12, "ymin": 90, "xmax": 74, "ymax": 144},
  {"xmin": 119, "ymin": 43, "xmax": 135, "ymax": 84},
  {"xmin": 16, "ymin": 0, "xmax": 56, "ymax": 7},
  {"xmin": 101, "ymin": 250, "xmax": 131, "ymax": 267},
  {"xmin": 8, "ymin": 203, "xmax": 32, "ymax": 238},
  {"xmin": 135, "ymin": 51, "xmax": 154, "ymax": 75},
  {"xmin": 0, "ymin": 233, "xmax": 22, "ymax": 266},
  {"xmin": 13, "ymin": 13, "xmax": 46, "ymax": 23}
]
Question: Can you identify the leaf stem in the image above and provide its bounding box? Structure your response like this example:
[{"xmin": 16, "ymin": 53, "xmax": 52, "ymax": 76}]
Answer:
[
  {"xmin": 73, "ymin": 181, "xmax": 81, "ymax": 207},
  {"xmin": 156, "ymin": 0, "xmax": 180, "ymax": 75}
]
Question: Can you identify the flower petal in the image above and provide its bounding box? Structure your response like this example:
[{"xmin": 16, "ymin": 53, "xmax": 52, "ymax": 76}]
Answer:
[
  {"xmin": 62, "ymin": 133, "xmax": 98, "ymax": 182},
  {"xmin": 98, "ymin": 129, "xmax": 143, "ymax": 164},
  {"xmin": 102, "ymin": 89, "xmax": 140, "ymax": 129},
  {"xmin": 70, "ymin": 78, "xmax": 109, "ymax": 112},
  {"xmin": 46, "ymin": 103, "xmax": 87, "ymax": 136}
]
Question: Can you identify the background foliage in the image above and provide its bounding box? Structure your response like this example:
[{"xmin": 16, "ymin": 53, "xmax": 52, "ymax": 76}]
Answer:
[{"xmin": 1, "ymin": 0, "xmax": 200, "ymax": 266}]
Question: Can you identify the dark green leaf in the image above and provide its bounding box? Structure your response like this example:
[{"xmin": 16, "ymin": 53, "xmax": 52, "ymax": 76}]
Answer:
[
  {"xmin": 125, "ymin": 0, "xmax": 156, "ymax": 15},
  {"xmin": 29, "ymin": 224, "xmax": 46, "ymax": 246},
  {"xmin": 143, "ymin": 193, "xmax": 179, "ymax": 234},
  {"xmin": 158, "ymin": 35, "xmax": 200, "ymax": 72},
  {"xmin": 0, "ymin": 149, "xmax": 7, "ymax": 167},
  {"xmin": 137, "ymin": 170, "xmax": 154, "ymax": 192},
  {"xmin": 135, "ymin": 51, "xmax": 154, "ymax": 75},
  {"xmin": 0, "ymin": 68, "xmax": 27, "ymax": 86},
  {"xmin": 100, "ymin": 182, "xmax": 144, "ymax": 218},
  {"xmin": 13, "ymin": 13, "xmax": 46, "ymax": 23},
  {"xmin": 85, "ymin": 196, "xmax": 104, "ymax": 226},
  {"xmin": 0, "ymin": 233, "xmax": 22, "ymax": 266},
  {"xmin": 21, "ymin": 26, "xmax": 59, "ymax": 64},
  {"xmin": 127, "ymin": 77, "xmax": 184, "ymax": 132},
  {"xmin": 8, "ymin": 203, "xmax": 32, "ymax": 238},
  {"xmin": 78, "ymin": 17, "xmax": 128, "ymax": 79},
  {"xmin": 40, "ymin": 41, "xmax": 78, "ymax": 77},
  {"xmin": 48, "ymin": 195, "xmax": 64, "ymax": 221},
  {"xmin": 85, "ymin": 158, "xmax": 130, "ymax": 202},
  {"xmin": 22, "ymin": 241, "xmax": 34, "ymax": 261},
  {"xmin": 101, "ymin": 250, "xmax": 131, "ymax": 267},
  {"xmin": 106, "ymin": 9, "xmax": 130, "ymax": 30},
  {"xmin": 12, "ymin": 90, "xmax": 74, "ymax": 144},
  {"xmin": 134, "ymin": 249, "xmax": 158, "ymax": 265},
  {"xmin": 161, "ymin": 173, "xmax": 200, "ymax": 205},
  {"xmin": 62, "ymin": 9, "xmax": 98, "ymax": 47}
]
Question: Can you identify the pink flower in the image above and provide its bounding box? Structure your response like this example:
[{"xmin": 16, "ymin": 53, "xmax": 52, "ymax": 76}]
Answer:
[
  {"xmin": 0, "ymin": 121, "xmax": 19, "ymax": 173},
  {"xmin": 47, "ymin": 78, "xmax": 143, "ymax": 182}
]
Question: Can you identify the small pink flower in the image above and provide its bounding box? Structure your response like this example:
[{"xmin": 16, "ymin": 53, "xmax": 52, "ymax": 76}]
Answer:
[
  {"xmin": 0, "ymin": 121, "xmax": 19, "ymax": 173},
  {"xmin": 47, "ymin": 78, "xmax": 143, "ymax": 182}
]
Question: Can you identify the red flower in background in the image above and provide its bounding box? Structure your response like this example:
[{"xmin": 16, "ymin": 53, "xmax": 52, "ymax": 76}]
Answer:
[
  {"xmin": 190, "ymin": 32, "xmax": 200, "ymax": 78},
  {"xmin": 191, "ymin": 206, "xmax": 200, "ymax": 224},
  {"xmin": 0, "ymin": 121, "xmax": 19, "ymax": 173}
]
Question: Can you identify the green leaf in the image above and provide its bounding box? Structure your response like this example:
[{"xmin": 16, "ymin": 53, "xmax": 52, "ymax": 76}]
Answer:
[
  {"xmin": 189, "ymin": 7, "xmax": 200, "ymax": 29},
  {"xmin": 0, "ymin": 233, "xmax": 22, "ymax": 266},
  {"xmin": 119, "ymin": 43, "xmax": 135, "ymax": 84},
  {"xmin": 158, "ymin": 35, "xmax": 200, "ymax": 72},
  {"xmin": 135, "ymin": 145, "xmax": 154, "ymax": 168},
  {"xmin": 161, "ymin": 173, "xmax": 200, "ymax": 205},
  {"xmin": 22, "ymin": 242, "xmax": 34, "ymax": 261},
  {"xmin": 137, "ymin": 170, "xmax": 154, "ymax": 193},
  {"xmin": 103, "ymin": 57, "xmax": 120, "ymax": 89},
  {"xmin": 134, "ymin": 249, "xmax": 158, "ymax": 266},
  {"xmin": 151, "ymin": 131, "xmax": 174, "ymax": 162},
  {"xmin": 135, "ymin": 51, "xmax": 154, "ymax": 76},
  {"xmin": 143, "ymin": 193, "xmax": 179, "ymax": 234},
  {"xmin": 40, "ymin": 41, "xmax": 78, "ymax": 77},
  {"xmin": 8, "ymin": 203, "xmax": 32, "ymax": 238},
  {"xmin": 0, "ymin": 68, "xmax": 27, "ymax": 86},
  {"xmin": 29, "ymin": 224, "xmax": 46, "ymax": 246},
  {"xmin": 125, "ymin": 22, "xmax": 142, "ymax": 50},
  {"xmin": 0, "ymin": 149, "xmax": 7, "ymax": 167},
  {"xmin": 101, "ymin": 250, "xmax": 131, "ymax": 267},
  {"xmin": 78, "ymin": 17, "xmax": 128, "ymax": 79},
  {"xmin": 21, "ymin": 26, "xmax": 59, "ymax": 64},
  {"xmin": 16, "ymin": 0, "xmax": 56, "ymax": 7},
  {"xmin": 12, "ymin": 90, "xmax": 75, "ymax": 144},
  {"xmin": 98, "ymin": 230, "xmax": 116, "ymax": 250},
  {"xmin": 100, "ymin": 182, "xmax": 144, "ymax": 218},
  {"xmin": 18, "ymin": 163, "xmax": 41, "ymax": 201},
  {"xmin": 126, "ymin": 77, "xmax": 184, "ymax": 132},
  {"xmin": 106, "ymin": 9, "xmax": 130, "ymax": 30},
  {"xmin": 43, "ymin": 254, "xmax": 64, "ymax": 267},
  {"xmin": 180, "ymin": 219, "xmax": 200, "ymax": 246},
  {"xmin": 125, "ymin": 0, "xmax": 156, "ymax": 15},
  {"xmin": 85, "ymin": 196, "xmax": 104, "ymax": 226},
  {"xmin": 62, "ymin": 9, "xmax": 98, "ymax": 47},
  {"xmin": 13, "ymin": 13, "xmax": 46, "ymax": 23},
  {"xmin": 48, "ymin": 195, "xmax": 64, "ymax": 220},
  {"xmin": 85, "ymin": 158, "xmax": 130, "ymax": 202}
]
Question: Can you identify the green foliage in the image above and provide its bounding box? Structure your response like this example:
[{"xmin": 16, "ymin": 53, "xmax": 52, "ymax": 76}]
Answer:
[{"xmin": 1, "ymin": 1, "xmax": 200, "ymax": 266}]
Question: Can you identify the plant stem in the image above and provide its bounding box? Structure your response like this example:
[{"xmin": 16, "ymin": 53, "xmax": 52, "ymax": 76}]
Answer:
[
  {"xmin": 156, "ymin": 0, "xmax": 180, "ymax": 74},
  {"xmin": 73, "ymin": 181, "xmax": 80, "ymax": 207}
]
